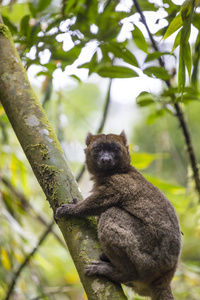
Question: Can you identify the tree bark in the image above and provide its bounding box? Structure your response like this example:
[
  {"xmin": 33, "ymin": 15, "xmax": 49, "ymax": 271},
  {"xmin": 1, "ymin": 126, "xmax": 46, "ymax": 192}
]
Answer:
[{"xmin": 0, "ymin": 24, "xmax": 127, "ymax": 300}]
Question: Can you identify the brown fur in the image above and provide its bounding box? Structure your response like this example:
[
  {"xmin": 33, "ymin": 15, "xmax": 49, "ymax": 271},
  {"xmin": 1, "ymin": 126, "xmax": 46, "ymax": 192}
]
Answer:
[{"xmin": 56, "ymin": 132, "xmax": 181, "ymax": 299}]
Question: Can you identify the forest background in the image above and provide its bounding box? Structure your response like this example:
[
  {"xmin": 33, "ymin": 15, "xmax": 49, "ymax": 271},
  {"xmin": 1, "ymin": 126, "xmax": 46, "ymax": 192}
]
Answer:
[{"xmin": 0, "ymin": 0, "xmax": 200, "ymax": 299}]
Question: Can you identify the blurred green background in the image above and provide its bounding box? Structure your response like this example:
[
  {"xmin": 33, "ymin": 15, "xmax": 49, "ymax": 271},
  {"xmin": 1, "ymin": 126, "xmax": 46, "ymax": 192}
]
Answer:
[{"xmin": 0, "ymin": 0, "xmax": 200, "ymax": 299}]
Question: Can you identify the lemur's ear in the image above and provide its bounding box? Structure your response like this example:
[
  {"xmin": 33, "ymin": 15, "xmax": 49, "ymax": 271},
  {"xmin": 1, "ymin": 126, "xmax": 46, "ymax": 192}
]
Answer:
[
  {"xmin": 85, "ymin": 132, "xmax": 93, "ymax": 146},
  {"xmin": 120, "ymin": 131, "xmax": 127, "ymax": 145}
]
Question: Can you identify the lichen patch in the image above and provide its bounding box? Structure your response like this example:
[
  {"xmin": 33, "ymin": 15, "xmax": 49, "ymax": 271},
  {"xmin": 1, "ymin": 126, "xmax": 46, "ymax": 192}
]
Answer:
[
  {"xmin": 39, "ymin": 128, "xmax": 49, "ymax": 136},
  {"xmin": 25, "ymin": 115, "xmax": 39, "ymax": 127}
]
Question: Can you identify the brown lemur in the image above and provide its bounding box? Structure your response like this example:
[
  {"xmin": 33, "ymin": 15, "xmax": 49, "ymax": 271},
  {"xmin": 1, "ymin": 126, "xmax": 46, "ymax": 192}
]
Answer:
[{"xmin": 56, "ymin": 131, "xmax": 181, "ymax": 300}]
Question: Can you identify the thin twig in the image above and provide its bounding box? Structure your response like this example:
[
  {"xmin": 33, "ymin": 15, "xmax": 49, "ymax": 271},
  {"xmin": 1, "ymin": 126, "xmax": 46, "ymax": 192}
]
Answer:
[
  {"xmin": 133, "ymin": 1, "xmax": 164, "ymax": 66},
  {"xmin": 173, "ymin": 102, "xmax": 200, "ymax": 197},
  {"xmin": 4, "ymin": 222, "xmax": 54, "ymax": 300},
  {"xmin": 76, "ymin": 80, "xmax": 112, "ymax": 182},
  {"xmin": 1, "ymin": 176, "xmax": 66, "ymax": 299},
  {"xmin": 30, "ymin": 286, "xmax": 72, "ymax": 300},
  {"xmin": 96, "ymin": 80, "xmax": 112, "ymax": 134},
  {"xmin": 1, "ymin": 176, "xmax": 66, "ymax": 247},
  {"xmin": 76, "ymin": 164, "xmax": 86, "ymax": 182},
  {"xmin": 133, "ymin": 0, "xmax": 200, "ymax": 199}
]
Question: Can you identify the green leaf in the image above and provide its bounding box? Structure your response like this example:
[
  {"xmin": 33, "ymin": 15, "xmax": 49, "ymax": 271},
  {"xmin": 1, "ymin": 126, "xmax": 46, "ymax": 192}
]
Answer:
[
  {"xmin": 96, "ymin": 1, "xmax": 126, "ymax": 41},
  {"xmin": 1, "ymin": 3, "xmax": 29, "ymax": 23},
  {"xmin": 97, "ymin": 66, "xmax": 138, "ymax": 78},
  {"xmin": 130, "ymin": 153, "xmax": 168, "ymax": 170},
  {"xmin": 43, "ymin": 63, "xmax": 57, "ymax": 73},
  {"xmin": 51, "ymin": 46, "xmax": 82, "ymax": 64},
  {"xmin": 36, "ymin": 71, "xmax": 49, "ymax": 77},
  {"xmin": 136, "ymin": 92, "xmax": 156, "ymax": 107},
  {"xmin": 78, "ymin": 51, "xmax": 98, "ymax": 75},
  {"xmin": 178, "ymin": 0, "xmax": 195, "ymax": 94},
  {"xmin": 171, "ymin": 29, "xmax": 181, "ymax": 53},
  {"xmin": 143, "ymin": 66, "xmax": 170, "ymax": 81},
  {"xmin": 181, "ymin": 0, "xmax": 193, "ymax": 19},
  {"xmin": 146, "ymin": 109, "xmax": 166, "ymax": 124},
  {"xmin": 88, "ymin": 51, "xmax": 98, "ymax": 75},
  {"xmin": 192, "ymin": 12, "xmax": 200, "ymax": 30},
  {"xmin": 70, "ymin": 75, "xmax": 82, "ymax": 83},
  {"xmin": 178, "ymin": 47, "xmax": 185, "ymax": 94},
  {"xmin": 183, "ymin": 42, "xmax": 192, "ymax": 78},
  {"xmin": 192, "ymin": 32, "xmax": 200, "ymax": 87},
  {"xmin": 37, "ymin": 0, "xmax": 53, "ymax": 12},
  {"xmin": 102, "ymin": 42, "xmax": 139, "ymax": 68},
  {"xmin": 63, "ymin": 0, "xmax": 78, "ymax": 14},
  {"xmin": 163, "ymin": 12, "xmax": 183, "ymax": 40},
  {"xmin": 176, "ymin": 92, "xmax": 200, "ymax": 102},
  {"xmin": 98, "ymin": 26, "xmax": 121, "ymax": 41},
  {"xmin": 136, "ymin": 0, "xmax": 157, "ymax": 11},
  {"xmin": 144, "ymin": 175, "xmax": 185, "ymax": 195},
  {"xmin": 145, "ymin": 51, "xmax": 174, "ymax": 63},
  {"xmin": 132, "ymin": 25, "xmax": 148, "ymax": 53},
  {"xmin": 180, "ymin": 0, "xmax": 194, "ymax": 44},
  {"xmin": 2, "ymin": 16, "xmax": 18, "ymax": 35},
  {"xmin": 28, "ymin": 2, "xmax": 36, "ymax": 17},
  {"xmin": 162, "ymin": 87, "xmax": 179, "ymax": 96},
  {"xmin": 20, "ymin": 15, "xmax": 30, "ymax": 37},
  {"xmin": 180, "ymin": 16, "xmax": 191, "ymax": 43}
]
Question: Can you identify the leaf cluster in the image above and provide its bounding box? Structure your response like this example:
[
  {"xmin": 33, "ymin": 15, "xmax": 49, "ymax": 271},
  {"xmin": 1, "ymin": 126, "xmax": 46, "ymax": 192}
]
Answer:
[
  {"xmin": 163, "ymin": 0, "xmax": 200, "ymax": 94},
  {"xmin": 1, "ymin": 0, "xmax": 199, "ymax": 94}
]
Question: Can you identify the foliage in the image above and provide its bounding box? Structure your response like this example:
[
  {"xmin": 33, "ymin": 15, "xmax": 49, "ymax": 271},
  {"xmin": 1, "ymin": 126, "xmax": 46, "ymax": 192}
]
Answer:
[{"xmin": 0, "ymin": 0, "xmax": 200, "ymax": 299}]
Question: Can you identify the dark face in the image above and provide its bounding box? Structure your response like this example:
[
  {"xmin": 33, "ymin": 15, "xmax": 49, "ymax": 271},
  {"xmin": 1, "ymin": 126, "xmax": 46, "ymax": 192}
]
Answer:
[
  {"xmin": 85, "ymin": 132, "xmax": 131, "ymax": 176},
  {"xmin": 90, "ymin": 141, "xmax": 123, "ymax": 171}
]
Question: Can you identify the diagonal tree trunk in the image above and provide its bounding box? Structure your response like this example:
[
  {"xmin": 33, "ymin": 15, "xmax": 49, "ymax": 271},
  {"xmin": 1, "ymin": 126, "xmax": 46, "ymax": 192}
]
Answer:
[{"xmin": 0, "ymin": 23, "xmax": 127, "ymax": 300}]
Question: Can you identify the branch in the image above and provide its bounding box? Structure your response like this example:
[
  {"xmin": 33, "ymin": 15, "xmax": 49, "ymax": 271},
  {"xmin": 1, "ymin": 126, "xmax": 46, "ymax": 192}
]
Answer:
[
  {"xmin": 133, "ymin": 0, "xmax": 200, "ymax": 199},
  {"xmin": 4, "ymin": 222, "xmax": 54, "ymax": 300},
  {"xmin": 30, "ymin": 286, "xmax": 73, "ymax": 300},
  {"xmin": 0, "ymin": 23, "xmax": 126, "ymax": 300},
  {"xmin": 96, "ymin": 80, "xmax": 112, "ymax": 134},
  {"xmin": 173, "ymin": 102, "xmax": 200, "ymax": 197},
  {"xmin": 1, "ymin": 178, "xmax": 68, "ymax": 299},
  {"xmin": 76, "ymin": 80, "xmax": 112, "ymax": 182}
]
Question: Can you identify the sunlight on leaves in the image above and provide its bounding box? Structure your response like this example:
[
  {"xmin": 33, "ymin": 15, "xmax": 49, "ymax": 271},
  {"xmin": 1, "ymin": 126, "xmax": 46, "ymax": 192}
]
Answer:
[
  {"xmin": 1, "ymin": 247, "xmax": 11, "ymax": 271},
  {"xmin": 132, "ymin": 25, "xmax": 148, "ymax": 53},
  {"xmin": 97, "ymin": 65, "xmax": 138, "ymax": 78},
  {"xmin": 136, "ymin": 91, "xmax": 156, "ymax": 107},
  {"xmin": 163, "ymin": 12, "xmax": 183, "ymax": 40},
  {"xmin": 130, "ymin": 152, "xmax": 169, "ymax": 170}
]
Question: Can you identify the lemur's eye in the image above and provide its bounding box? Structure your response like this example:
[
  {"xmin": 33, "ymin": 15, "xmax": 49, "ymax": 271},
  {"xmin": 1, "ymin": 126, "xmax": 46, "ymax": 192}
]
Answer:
[
  {"xmin": 94, "ymin": 147, "xmax": 100, "ymax": 152},
  {"xmin": 114, "ymin": 147, "xmax": 120, "ymax": 152}
]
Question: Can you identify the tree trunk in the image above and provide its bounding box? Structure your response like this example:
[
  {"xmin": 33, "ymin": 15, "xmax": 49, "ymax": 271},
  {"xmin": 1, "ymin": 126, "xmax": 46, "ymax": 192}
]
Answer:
[{"xmin": 0, "ymin": 23, "xmax": 127, "ymax": 300}]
